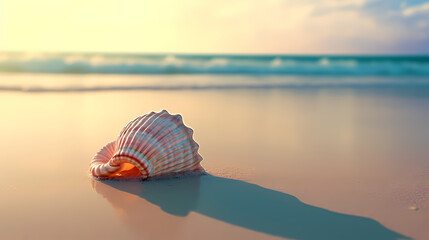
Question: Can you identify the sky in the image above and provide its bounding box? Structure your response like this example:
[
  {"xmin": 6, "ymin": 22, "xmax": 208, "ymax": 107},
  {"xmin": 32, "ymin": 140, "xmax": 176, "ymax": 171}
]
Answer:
[{"xmin": 0, "ymin": 0, "xmax": 429, "ymax": 54}]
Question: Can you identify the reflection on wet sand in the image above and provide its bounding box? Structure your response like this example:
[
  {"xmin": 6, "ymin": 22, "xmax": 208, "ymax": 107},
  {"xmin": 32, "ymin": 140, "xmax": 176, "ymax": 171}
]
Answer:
[{"xmin": 92, "ymin": 175, "xmax": 410, "ymax": 240}]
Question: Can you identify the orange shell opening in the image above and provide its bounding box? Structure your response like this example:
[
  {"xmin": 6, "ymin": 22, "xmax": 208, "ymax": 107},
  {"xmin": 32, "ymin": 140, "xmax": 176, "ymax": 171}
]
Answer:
[
  {"xmin": 113, "ymin": 163, "xmax": 142, "ymax": 178},
  {"xmin": 90, "ymin": 142, "xmax": 144, "ymax": 179},
  {"xmin": 90, "ymin": 141, "xmax": 204, "ymax": 179}
]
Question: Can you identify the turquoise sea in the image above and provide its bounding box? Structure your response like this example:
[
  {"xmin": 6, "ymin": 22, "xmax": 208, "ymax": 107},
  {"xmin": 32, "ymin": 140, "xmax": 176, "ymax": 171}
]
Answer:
[{"xmin": 0, "ymin": 52, "xmax": 429, "ymax": 92}]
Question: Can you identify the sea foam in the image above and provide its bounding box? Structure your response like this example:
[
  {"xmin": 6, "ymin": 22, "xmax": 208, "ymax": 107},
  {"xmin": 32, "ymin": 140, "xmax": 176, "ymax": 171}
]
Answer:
[{"xmin": 1, "ymin": 52, "xmax": 429, "ymax": 76}]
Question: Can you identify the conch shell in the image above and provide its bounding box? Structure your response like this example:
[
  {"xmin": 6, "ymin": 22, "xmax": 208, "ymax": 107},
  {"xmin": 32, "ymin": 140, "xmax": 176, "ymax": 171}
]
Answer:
[{"xmin": 89, "ymin": 110, "xmax": 204, "ymax": 179}]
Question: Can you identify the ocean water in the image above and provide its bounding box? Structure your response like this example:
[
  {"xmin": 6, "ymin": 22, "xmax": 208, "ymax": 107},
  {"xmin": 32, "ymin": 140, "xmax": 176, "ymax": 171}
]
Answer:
[
  {"xmin": 0, "ymin": 52, "xmax": 429, "ymax": 92},
  {"xmin": 1, "ymin": 52, "xmax": 429, "ymax": 75}
]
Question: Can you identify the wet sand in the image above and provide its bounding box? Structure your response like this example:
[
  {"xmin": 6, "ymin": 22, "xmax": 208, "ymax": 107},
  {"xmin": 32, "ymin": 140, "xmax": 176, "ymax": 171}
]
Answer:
[{"xmin": 0, "ymin": 75, "xmax": 428, "ymax": 239}]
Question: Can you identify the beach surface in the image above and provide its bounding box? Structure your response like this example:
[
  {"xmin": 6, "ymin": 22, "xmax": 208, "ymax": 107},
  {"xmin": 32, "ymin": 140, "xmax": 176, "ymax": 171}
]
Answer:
[{"xmin": 0, "ymin": 73, "xmax": 428, "ymax": 240}]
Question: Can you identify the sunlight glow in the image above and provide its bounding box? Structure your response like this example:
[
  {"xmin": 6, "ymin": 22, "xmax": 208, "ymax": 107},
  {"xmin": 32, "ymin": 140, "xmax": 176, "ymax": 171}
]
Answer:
[{"xmin": 0, "ymin": 0, "xmax": 428, "ymax": 53}]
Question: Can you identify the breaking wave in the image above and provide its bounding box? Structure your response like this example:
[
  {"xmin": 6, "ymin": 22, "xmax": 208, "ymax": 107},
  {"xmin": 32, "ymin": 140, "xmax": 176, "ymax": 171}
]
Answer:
[
  {"xmin": 1, "ymin": 74, "xmax": 428, "ymax": 92},
  {"xmin": 1, "ymin": 52, "xmax": 429, "ymax": 76}
]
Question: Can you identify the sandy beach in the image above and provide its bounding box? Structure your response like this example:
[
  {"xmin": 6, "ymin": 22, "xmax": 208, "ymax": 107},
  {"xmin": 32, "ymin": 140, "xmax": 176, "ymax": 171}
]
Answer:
[{"xmin": 0, "ymin": 73, "xmax": 428, "ymax": 239}]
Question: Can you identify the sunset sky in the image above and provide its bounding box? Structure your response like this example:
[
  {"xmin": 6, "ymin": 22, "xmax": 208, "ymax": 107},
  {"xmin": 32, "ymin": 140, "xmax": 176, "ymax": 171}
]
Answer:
[{"xmin": 1, "ymin": 0, "xmax": 429, "ymax": 54}]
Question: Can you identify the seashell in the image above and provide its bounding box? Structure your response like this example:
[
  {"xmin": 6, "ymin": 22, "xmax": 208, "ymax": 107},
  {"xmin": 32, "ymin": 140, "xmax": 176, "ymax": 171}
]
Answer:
[{"xmin": 90, "ymin": 110, "xmax": 204, "ymax": 179}]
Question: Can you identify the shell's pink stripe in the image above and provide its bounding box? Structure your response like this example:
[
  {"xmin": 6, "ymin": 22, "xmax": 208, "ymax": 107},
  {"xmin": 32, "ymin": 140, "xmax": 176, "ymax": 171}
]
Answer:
[
  {"xmin": 152, "ymin": 148, "xmax": 200, "ymax": 173},
  {"xmin": 90, "ymin": 141, "xmax": 121, "ymax": 177},
  {"xmin": 125, "ymin": 111, "xmax": 163, "ymax": 152},
  {"xmin": 151, "ymin": 132, "xmax": 196, "ymax": 164},
  {"xmin": 131, "ymin": 112, "xmax": 170, "ymax": 154},
  {"xmin": 136, "ymin": 121, "xmax": 187, "ymax": 165},
  {"xmin": 118, "ymin": 112, "xmax": 156, "ymax": 151},
  {"xmin": 116, "ymin": 114, "xmax": 146, "ymax": 149},
  {"xmin": 154, "ymin": 155, "xmax": 202, "ymax": 175},
  {"xmin": 154, "ymin": 148, "xmax": 201, "ymax": 174},
  {"xmin": 144, "ymin": 125, "xmax": 191, "ymax": 163},
  {"xmin": 134, "ymin": 111, "xmax": 176, "ymax": 160},
  {"xmin": 144, "ymin": 129, "xmax": 186, "ymax": 165},
  {"xmin": 118, "ymin": 112, "xmax": 155, "ymax": 155},
  {"xmin": 151, "ymin": 139, "xmax": 197, "ymax": 171}
]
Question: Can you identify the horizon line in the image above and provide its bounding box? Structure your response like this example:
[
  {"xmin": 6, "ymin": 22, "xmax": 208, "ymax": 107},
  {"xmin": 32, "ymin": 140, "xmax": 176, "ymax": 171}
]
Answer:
[{"xmin": 1, "ymin": 51, "xmax": 429, "ymax": 57}]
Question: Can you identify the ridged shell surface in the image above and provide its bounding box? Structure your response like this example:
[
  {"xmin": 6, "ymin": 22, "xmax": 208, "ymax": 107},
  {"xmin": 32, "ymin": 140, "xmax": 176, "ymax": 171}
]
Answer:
[{"xmin": 90, "ymin": 110, "xmax": 203, "ymax": 179}]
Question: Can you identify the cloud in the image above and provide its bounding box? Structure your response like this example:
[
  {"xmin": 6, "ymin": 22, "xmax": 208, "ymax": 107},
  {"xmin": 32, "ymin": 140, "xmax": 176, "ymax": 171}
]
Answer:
[
  {"xmin": 0, "ymin": 0, "xmax": 428, "ymax": 53},
  {"xmin": 321, "ymin": 0, "xmax": 367, "ymax": 7},
  {"xmin": 402, "ymin": 2, "xmax": 429, "ymax": 16}
]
